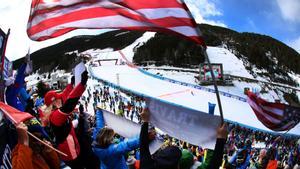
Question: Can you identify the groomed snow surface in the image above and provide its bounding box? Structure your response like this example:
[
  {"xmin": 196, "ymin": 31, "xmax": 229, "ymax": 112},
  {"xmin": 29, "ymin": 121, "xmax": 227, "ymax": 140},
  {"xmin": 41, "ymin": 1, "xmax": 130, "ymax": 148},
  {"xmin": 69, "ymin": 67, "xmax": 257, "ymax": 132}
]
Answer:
[{"xmin": 85, "ymin": 32, "xmax": 300, "ymax": 135}]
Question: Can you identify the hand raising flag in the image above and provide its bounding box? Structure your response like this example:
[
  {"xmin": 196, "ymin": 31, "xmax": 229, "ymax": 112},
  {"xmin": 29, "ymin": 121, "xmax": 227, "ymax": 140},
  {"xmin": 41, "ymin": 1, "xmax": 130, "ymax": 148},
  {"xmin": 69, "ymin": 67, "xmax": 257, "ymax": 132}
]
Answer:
[
  {"xmin": 0, "ymin": 102, "xmax": 33, "ymax": 124},
  {"xmin": 27, "ymin": 0, "xmax": 204, "ymax": 45},
  {"xmin": 246, "ymin": 91, "xmax": 300, "ymax": 131}
]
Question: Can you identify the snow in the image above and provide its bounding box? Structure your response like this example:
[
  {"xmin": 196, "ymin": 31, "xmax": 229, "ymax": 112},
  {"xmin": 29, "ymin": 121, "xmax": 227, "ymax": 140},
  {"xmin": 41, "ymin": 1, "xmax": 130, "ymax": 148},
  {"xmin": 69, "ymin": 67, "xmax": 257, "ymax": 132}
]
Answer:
[
  {"xmin": 114, "ymin": 31, "xmax": 130, "ymax": 37},
  {"xmin": 207, "ymin": 47, "xmax": 254, "ymax": 78},
  {"xmin": 84, "ymin": 33, "xmax": 300, "ymax": 135},
  {"xmin": 121, "ymin": 32, "xmax": 156, "ymax": 62},
  {"xmin": 23, "ymin": 32, "xmax": 300, "ymax": 136},
  {"xmin": 288, "ymin": 72, "xmax": 300, "ymax": 87},
  {"xmin": 89, "ymin": 64, "xmax": 300, "ymax": 135}
]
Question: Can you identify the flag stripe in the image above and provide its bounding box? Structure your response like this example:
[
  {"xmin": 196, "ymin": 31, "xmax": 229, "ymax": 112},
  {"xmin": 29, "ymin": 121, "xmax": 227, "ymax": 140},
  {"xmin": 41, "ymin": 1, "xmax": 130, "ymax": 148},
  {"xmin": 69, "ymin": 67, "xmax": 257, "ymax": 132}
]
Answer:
[
  {"xmin": 247, "ymin": 98, "xmax": 281, "ymax": 124},
  {"xmin": 247, "ymin": 91, "xmax": 300, "ymax": 131},
  {"xmin": 137, "ymin": 8, "xmax": 190, "ymax": 19},
  {"xmin": 273, "ymin": 121, "xmax": 295, "ymax": 131},
  {"xmin": 29, "ymin": 7, "xmax": 194, "ymax": 34},
  {"xmin": 33, "ymin": 24, "xmax": 201, "ymax": 44},
  {"xmin": 30, "ymin": 0, "xmax": 185, "ymax": 21},
  {"xmin": 248, "ymin": 94, "xmax": 284, "ymax": 120},
  {"xmin": 32, "ymin": 0, "xmax": 183, "ymax": 11},
  {"xmin": 260, "ymin": 105, "xmax": 284, "ymax": 118},
  {"xmin": 29, "ymin": 15, "xmax": 199, "ymax": 40},
  {"xmin": 252, "ymin": 109, "xmax": 275, "ymax": 128},
  {"xmin": 116, "ymin": 0, "xmax": 185, "ymax": 9},
  {"xmin": 30, "ymin": 5, "xmax": 191, "ymax": 27},
  {"xmin": 27, "ymin": 0, "xmax": 204, "ymax": 45}
]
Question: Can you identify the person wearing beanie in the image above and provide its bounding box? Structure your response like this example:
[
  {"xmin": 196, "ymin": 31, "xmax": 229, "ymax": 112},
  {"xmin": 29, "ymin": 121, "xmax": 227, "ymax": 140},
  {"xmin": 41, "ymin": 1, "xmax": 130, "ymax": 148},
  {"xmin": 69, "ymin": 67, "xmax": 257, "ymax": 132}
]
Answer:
[
  {"xmin": 41, "ymin": 71, "xmax": 88, "ymax": 168},
  {"xmin": 44, "ymin": 75, "xmax": 75, "ymax": 108},
  {"xmin": 12, "ymin": 122, "xmax": 60, "ymax": 169},
  {"xmin": 75, "ymin": 104, "xmax": 100, "ymax": 169},
  {"xmin": 140, "ymin": 108, "xmax": 182, "ymax": 169},
  {"xmin": 204, "ymin": 123, "xmax": 228, "ymax": 169},
  {"xmin": 92, "ymin": 109, "xmax": 140, "ymax": 169},
  {"xmin": 5, "ymin": 63, "xmax": 27, "ymax": 111},
  {"xmin": 153, "ymin": 146, "xmax": 182, "ymax": 169},
  {"xmin": 180, "ymin": 149, "xmax": 194, "ymax": 169},
  {"xmin": 140, "ymin": 108, "xmax": 228, "ymax": 169}
]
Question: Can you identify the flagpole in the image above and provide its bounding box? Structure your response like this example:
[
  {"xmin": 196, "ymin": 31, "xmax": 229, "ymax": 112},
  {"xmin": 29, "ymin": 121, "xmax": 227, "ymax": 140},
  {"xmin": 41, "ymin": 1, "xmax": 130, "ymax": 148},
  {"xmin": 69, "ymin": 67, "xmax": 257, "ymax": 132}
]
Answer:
[
  {"xmin": 1, "ymin": 29, "xmax": 10, "ymax": 79},
  {"xmin": 180, "ymin": 0, "xmax": 224, "ymax": 123},
  {"xmin": 203, "ymin": 50, "xmax": 224, "ymax": 123},
  {"xmin": 27, "ymin": 131, "xmax": 68, "ymax": 157},
  {"xmin": 0, "ymin": 105, "xmax": 68, "ymax": 157}
]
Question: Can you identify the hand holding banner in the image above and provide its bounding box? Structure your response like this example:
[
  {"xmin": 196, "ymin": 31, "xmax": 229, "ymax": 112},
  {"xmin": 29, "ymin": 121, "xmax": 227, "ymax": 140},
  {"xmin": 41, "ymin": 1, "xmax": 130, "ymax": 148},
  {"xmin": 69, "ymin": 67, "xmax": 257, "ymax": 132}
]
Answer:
[
  {"xmin": 74, "ymin": 62, "xmax": 86, "ymax": 86},
  {"xmin": 101, "ymin": 109, "xmax": 163, "ymax": 154},
  {"xmin": 146, "ymin": 97, "xmax": 221, "ymax": 149}
]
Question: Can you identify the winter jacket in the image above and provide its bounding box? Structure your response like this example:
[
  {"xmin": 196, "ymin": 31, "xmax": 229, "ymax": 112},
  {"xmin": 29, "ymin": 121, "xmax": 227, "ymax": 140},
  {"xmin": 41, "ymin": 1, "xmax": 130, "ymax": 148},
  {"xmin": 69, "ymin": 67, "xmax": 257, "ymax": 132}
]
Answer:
[
  {"xmin": 49, "ymin": 83, "xmax": 86, "ymax": 161},
  {"xmin": 12, "ymin": 144, "xmax": 60, "ymax": 169},
  {"xmin": 140, "ymin": 122, "xmax": 226, "ymax": 169},
  {"xmin": 5, "ymin": 63, "xmax": 26, "ymax": 111},
  {"xmin": 140, "ymin": 122, "xmax": 155, "ymax": 169},
  {"xmin": 0, "ymin": 119, "xmax": 18, "ymax": 169},
  {"xmin": 19, "ymin": 87, "xmax": 30, "ymax": 108},
  {"xmin": 92, "ymin": 109, "xmax": 140, "ymax": 169},
  {"xmin": 205, "ymin": 138, "xmax": 227, "ymax": 169},
  {"xmin": 75, "ymin": 107, "xmax": 100, "ymax": 169},
  {"xmin": 229, "ymin": 149, "xmax": 251, "ymax": 169},
  {"xmin": 58, "ymin": 84, "xmax": 74, "ymax": 104}
]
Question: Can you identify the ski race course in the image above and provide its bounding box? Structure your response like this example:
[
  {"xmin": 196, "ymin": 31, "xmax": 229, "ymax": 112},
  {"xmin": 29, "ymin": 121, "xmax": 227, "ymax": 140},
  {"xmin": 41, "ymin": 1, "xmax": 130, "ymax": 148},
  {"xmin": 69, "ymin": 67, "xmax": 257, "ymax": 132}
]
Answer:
[
  {"xmin": 84, "ymin": 32, "xmax": 300, "ymax": 136},
  {"xmin": 89, "ymin": 63, "xmax": 300, "ymax": 136}
]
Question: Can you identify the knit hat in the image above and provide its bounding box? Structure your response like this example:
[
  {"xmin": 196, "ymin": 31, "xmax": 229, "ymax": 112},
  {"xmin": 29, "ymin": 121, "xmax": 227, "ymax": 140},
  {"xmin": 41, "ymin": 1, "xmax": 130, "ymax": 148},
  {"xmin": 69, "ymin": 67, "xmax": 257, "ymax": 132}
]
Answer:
[
  {"xmin": 153, "ymin": 146, "xmax": 182, "ymax": 168},
  {"xmin": 44, "ymin": 90, "xmax": 60, "ymax": 106},
  {"xmin": 25, "ymin": 118, "xmax": 50, "ymax": 140},
  {"xmin": 179, "ymin": 149, "xmax": 194, "ymax": 169}
]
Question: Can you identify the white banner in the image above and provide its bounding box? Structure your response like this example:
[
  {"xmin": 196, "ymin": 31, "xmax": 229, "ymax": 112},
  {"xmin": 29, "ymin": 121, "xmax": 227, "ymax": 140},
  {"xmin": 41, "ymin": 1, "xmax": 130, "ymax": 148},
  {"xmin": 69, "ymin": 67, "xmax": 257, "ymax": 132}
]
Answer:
[
  {"xmin": 146, "ymin": 97, "xmax": 221, "ymax": 149},
  {"xmin": 74, "ymin": 62, "xmax": 86, "ymax": 86},
  {"xmin": 102, "ymin": 109, "xmax": 163, "ymax": 154}
]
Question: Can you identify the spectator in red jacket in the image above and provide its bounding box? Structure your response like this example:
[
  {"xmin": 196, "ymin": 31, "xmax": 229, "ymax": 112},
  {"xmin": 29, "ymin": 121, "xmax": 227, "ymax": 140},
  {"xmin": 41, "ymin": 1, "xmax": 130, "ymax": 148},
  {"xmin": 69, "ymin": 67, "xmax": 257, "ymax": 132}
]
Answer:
[{"xmin": 42, "ymin": 71, "xmax": 88, "ymax": 169}]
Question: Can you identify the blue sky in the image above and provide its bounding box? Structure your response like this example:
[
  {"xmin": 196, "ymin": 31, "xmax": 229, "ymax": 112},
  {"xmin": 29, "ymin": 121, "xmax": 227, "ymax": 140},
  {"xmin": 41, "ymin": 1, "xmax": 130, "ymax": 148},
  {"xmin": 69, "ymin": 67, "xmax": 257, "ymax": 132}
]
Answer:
[
  {"xmin": 186, "ymin": 0, "xmax": 300, "ymax": 53},
  {"xmin": 0, "ymin": 0, "xmax": 299, "ymax": 61},
  {"xmin": 212, "ymin": 0, "xmax": 299, "ymax": 41}
]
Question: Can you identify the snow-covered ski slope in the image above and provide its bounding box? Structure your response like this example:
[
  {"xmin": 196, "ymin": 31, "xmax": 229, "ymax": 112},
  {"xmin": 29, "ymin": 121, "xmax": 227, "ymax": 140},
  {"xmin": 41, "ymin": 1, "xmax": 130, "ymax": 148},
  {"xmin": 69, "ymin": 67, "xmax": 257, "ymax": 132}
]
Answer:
[{"xmin": 87, "ymin": 32, "xmax": 300, "ymax": 135}]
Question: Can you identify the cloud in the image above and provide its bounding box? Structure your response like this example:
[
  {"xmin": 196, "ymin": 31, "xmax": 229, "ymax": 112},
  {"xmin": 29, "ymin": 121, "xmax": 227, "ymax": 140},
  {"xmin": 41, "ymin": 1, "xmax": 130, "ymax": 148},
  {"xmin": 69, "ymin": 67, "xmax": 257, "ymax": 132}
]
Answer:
[
  {"xmin": 0, "ymin": 0, "xmax": 31, "ymax": 61},
  {"xmin": 276, "ymin": 0, "xmax": 300, "ymax": 23},
  {"xmin": 287, "ymin": 37, "xmax": 300, "ymax": 53},
  {"xmin": 184, "ymin": 0, "xmax": 226, "ymax": 27},
  {"xmin": 0, "ymin": 0, "xmax": 225, "ymax": 60},
  {"xmin": 0, "ymin": 1, "xmax": 106, "ymax": 61}
]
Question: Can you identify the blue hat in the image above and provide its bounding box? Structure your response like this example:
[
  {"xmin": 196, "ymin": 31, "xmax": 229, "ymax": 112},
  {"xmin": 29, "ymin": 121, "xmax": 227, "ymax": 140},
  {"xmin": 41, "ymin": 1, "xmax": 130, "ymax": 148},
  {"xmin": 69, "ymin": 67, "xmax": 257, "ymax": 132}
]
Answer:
[{"xmin": 25, "ymin": 118, "xmax": 50, "ymax": 140}]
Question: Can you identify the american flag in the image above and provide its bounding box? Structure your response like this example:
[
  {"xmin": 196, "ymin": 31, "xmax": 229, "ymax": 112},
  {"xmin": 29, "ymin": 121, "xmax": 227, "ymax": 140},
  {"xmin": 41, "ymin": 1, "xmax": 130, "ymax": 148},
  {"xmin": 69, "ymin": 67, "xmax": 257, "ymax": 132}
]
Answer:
[
  {"xmin": 27, "ymin": 0, "xmax": 204, "ymax": 45},
  {"xmin": 247, "ymin": 91, "xmax": 300, "ymax": 131}
]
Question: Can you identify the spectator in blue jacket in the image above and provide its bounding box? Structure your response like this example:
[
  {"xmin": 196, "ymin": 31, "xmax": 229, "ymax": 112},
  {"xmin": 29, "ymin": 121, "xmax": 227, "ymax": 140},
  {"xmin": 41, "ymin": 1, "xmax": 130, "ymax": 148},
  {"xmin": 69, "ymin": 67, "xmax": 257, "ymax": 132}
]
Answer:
[
  {"xmin": 5, "ymin": 63, "xmax": 27, "ymax": 111},
  {"xmin": 229, "ymin": 148, "xmax": 251, "ymax": 169},
  {"xmin": 92, "ymin": 109, "xmax": 140, "ymax": 169}
]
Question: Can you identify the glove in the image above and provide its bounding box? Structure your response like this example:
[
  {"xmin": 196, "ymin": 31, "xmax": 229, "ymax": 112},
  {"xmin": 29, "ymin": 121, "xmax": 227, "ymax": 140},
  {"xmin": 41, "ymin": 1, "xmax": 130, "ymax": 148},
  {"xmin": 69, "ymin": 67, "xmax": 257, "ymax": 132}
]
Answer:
[
  {"xmin": 79, "ymin": 104, "xmax": 84, "ymax": 113},
  {"xmin": 81, "ymin": 71, "xmax": 89, "ymax": 85},
  {"xmin": 71, "ymin": 76, "xmax": 75, "ymax": 85},
  {"xmin": 26, "ymin": 98, "xmax": 34, "ymax": 109}
]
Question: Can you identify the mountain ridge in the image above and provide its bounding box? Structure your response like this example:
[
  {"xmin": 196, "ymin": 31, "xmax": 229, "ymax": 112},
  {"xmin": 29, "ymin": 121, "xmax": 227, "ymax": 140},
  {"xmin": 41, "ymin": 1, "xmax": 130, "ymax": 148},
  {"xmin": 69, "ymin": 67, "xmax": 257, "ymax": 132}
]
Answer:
[{"xmin": 14, "ymin": 24, "xmax": 300, "ymax": 88}]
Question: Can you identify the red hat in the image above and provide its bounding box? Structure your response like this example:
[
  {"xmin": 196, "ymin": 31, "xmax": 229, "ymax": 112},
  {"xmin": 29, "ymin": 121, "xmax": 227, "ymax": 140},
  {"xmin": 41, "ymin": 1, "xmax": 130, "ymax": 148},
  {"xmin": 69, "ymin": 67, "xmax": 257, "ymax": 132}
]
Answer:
[{"xmin": 44, "ymin": 90, "xmax": 60, "ymax": 106}]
